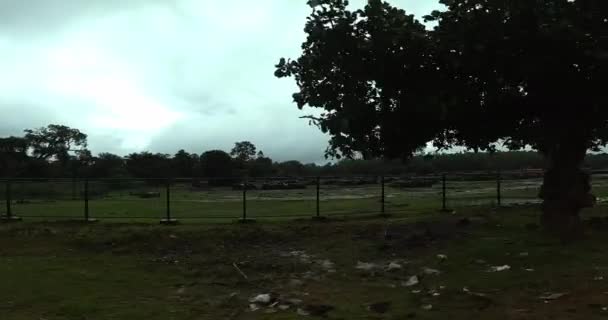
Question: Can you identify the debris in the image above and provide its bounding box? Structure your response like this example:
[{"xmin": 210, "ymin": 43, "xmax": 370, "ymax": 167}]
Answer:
[
  {"xmin": 278, "ymin": 305, "xmax": 290, "ymax": 310},
  {"xmin": 524, "ymin": 268, "xmax": 535, "ymax": 272},
  {"xmin": 233, "ymin": 263, "xmax": 249, "ymax": 280},
  {"xmin": 356, "ymin": 261, "xmax": 378, "ymax": 271},
  {"xmin": 474, "ymin": 259, "xmax": 487, "ymax": 265},
  {"xmin": 249, "ymin": 304, "xmax": 260, "ymax": 311},
  {"xmin": 489, "ymin": 265, "xmax": 511, "ymax": 272},
  {"xmin": 368, "ymin": 302, "xmax": 391, "ymax": 314},
  {"xmin": 539, "ymin": 292, "xmax": 568, "ymax": 300},
  {"xmin": 297, "ymin": 308, "xmax": 310, "ymax": 316},
  {"xmin": 411, "ymin": 290, "xmax": 422, "ymax": 294},
  {"xmin": 422, "ymin": 267, "xmax": 441, "ymax": 275},
  {"xmin": 463, "ymin": 287, "xmax": 488, "ymax": 298},
  {"xmin": 437, "ymin": 254, "xmax": 448, "ymax": 260},
  {"xmin": 421, "ymin": 304, "xmax": 433, "ymax": 310},
  {"xmin": 249, "ymin": 294, "xmax": 272, "ymax": 305},
  {"xmin": 265, "ymin": 308, "xmax": 277, "ymax": 314},
  {"xmin": 403, "ymin": 275, "xmax": 420, "ymax": 287},
  {"xmin": 439, "ymin": 285, "xmax": 446, "ymax": 290},
  {"xmin": 387, "ymin": 262, "xmax": 403, "ymax": 271},
  {"xmin": 286, "ymin": 298, "xmax": 303, "ymax": 305},
  {"xmin": 594, "ymin": 276, "xmax": 604, "ymax": 281}
]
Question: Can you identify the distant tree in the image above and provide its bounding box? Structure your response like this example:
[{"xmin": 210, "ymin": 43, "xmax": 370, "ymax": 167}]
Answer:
[
  {"xmin": 126, "ymin": 152, "xmax": 172, "ymax": 181},
  {"xmin": 276, "ymin": 0, "xmax": 607, "ymax": 239},
  {"xmin": 88, "ymin": 153, "xmax": 126, "ymax": 178},
  {"xmin": 172, "ymin": 150, "xmax": 197, "ymax": 177},
  {"xmin": 249, "ymin": 153, "xmax": 274, "ymax": 177},
  {"xmin": 0, "ymin": 136, "xmax": 29, "ymax": 177},
  {"xmin": 230, "ymin": 141, "xmax": 257, "ymax": 162},
  {"xmin": 200, "ymin": 150, "xmax": 234, "ymax": 182},
  {"xmin": 24, "ymin": 124, "xmax": 88, "ymax": 166},
  {"xmin": 275, "ymin": 160, "xmax": 306, "ymax": 176}
]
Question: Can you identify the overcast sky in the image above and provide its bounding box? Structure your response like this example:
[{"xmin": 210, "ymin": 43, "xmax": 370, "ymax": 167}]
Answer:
[{"xmin": 0, "ymin": 0, "xmax": 443, "ymax": 163}]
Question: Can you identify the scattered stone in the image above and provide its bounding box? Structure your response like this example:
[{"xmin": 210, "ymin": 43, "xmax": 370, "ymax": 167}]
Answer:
[
  {"xmin": 368, "ymin": 302, "xmax": 391, "ymax": 314},
  {"xmin": 422, "ymin": 267, "xmax": 441, "ymax": 275},
  {"xmin": 403, "ymin": 275, "xmax": 419, "ymax": 287},
  {"xmin": 411, "ymin": 290, "xmax": 422, "ymax": 294},
  {"xmin": 524, "ymin": 268, "xmax": 535, "ymax": 272},
  {"xmin": 356, "ymin": 261, "xmax": 378, "ymax": 272},
  {"xmin": 463, "ymin": 287, "xmax": 488, "ymax": 298},
  {"xmin": 265, "ymin": 308, "xmax": 277, "ymax": 314},
  {"xmin": 278, "ymin": 305, "xmax": 290, "ymax": 310},
  {"xmin": 387, "ymin": 262, "xmax": 403, "ymax": 271},
  {"xmin": 489, "ymin": 265, "xmax": 511, "ymax": 272},
  {"xmin": 249, "ymin": 294, "xmax": 272, "ymax": 305},
  {"xmin": 296, "ymin": 308, "xmax": 310, "ymax": 316},
  {"xmin": 286, "ymin": 298, "xmax": 303, "ymax": 305},
  {"xmin": 318, "ymin": 259, "xmax": 335, "ymax": 270},
  {"xmin": 594, "ymin": 276, "xmax": 604, "ymax": 281},
  {"xmin": 474, "ymin": 259, "xmax": 487, "ymax": 265},
  {"xmin": 249, "ymin": 304, "xmax": 260, "ymax": 311},
  {"xmin": 437, "ymin": 254, "xmax": 448, "ymax": 261},
  {"xmin": 421, "ymin": 304, "xmax": 433, "ymax": 311},
  {"xmin": 539, "ymin": 292, "xmax": 568, "ymax": 300}
]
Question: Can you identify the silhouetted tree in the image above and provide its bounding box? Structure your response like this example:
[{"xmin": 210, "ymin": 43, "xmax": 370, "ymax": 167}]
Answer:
[
  {"xmin": 24, "ymin": 124, "xmax": 88, "ymax": 167},
  {"xmin": 89, "ymin": 153, "xmax": 127, "ymax": 178},
  {"xmin": 126, "ymin": 152, "xmax": 172, "ymax": 181},
  {"xmin": 172, "ymin": 150, "xmax": 197, "ymax": 177},
  {"xmin": 0, "ymin": 136, "xmax": 28, "ymax": 177},
  {"xmin": 276, "ymin": 0, "xmax": 607, "ymax": 239},
  {"xmin": 200, "ymin": 150, "xmax": 234, "ymax": 185},
  {"xmin": 230, "ymin": 141, "xmax": 257, "ymax": 162}
]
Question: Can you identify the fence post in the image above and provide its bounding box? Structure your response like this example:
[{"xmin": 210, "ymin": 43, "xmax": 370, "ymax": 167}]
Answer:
[
  {"xmin": 312, "ymin": 176, "xmax": 325, "ymax": 221},
  {"xmin": 379, "ymin": 176, "xmax": 389, "ymax": 217},
  {"xmin": 441, "ymin": 173, "xmax": 449, "ymax": 212},
  {"xmin": 496, "ymin": 170, "xmax": 502, "ymax": 207},
  {"xmin": 161, "ymin": 178, "xmax": 178, "ymax": 225},
  {"xmin": 239, "ymin": 178, "xmax": 254, "ymax": 223},
  {"xmin": 2, "ymin": 179, "xmax": 20, "ymax": 222}
]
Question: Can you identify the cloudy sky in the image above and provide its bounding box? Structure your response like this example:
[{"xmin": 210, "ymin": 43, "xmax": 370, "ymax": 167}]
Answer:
[{"xmin": 0, "ymin": 0, "xmax": 442, "ymax": 163}]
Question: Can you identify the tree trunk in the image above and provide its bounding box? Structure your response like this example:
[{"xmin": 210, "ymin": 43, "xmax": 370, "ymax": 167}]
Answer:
[{"xmin": 539, "ymin": 144, "xmax": 595, "ymax": 242}]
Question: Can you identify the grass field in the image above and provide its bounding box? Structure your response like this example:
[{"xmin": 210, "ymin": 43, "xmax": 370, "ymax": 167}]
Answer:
[
  {"xmin": 2, "ymin": 205, "xmax": 608, "ymax": 319},
  {"xmin": 3, "ymin": 176, "xmax": 608, "ymax": 222}
]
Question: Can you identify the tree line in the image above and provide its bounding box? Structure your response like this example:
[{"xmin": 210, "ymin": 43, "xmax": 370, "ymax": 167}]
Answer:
[{"xmin": 2, "ymin": 125, "xmax": 608, "ymax": 181}]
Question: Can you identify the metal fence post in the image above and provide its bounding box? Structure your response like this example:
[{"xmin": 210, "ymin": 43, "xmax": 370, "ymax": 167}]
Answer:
[
  {"xmin": 84, "ymin": 179, "xmax": 89, "ymax": 221},
  {"xmin": 316, "ymin": 176, "xmax": 321, "ymax": 217},
  {"xmin": 380, "ymin": 176, "xmax": 386, "ymax": 216},
  {"xmin": 2, "ymin": 179, "xmax": 20, "ymax": 222},
  {"xmin": 496, "ymin": 170, "xmax": 502, "ymax": 207},
  {"xmin": 441, "ymin": 173, "xmax": 448, "ymax": 212},
  {"xmin": 238, "ymin": 178, "xmax": 255, "ymax": 223},
  {"xmin": 160, "ymin": 178, "xmax": 178, "ymax": 225}
]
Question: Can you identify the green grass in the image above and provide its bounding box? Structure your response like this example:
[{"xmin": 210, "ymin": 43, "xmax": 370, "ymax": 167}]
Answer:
[{"xmin": 2, "ymin": 206, "xmax": 608, "ymax": 319}]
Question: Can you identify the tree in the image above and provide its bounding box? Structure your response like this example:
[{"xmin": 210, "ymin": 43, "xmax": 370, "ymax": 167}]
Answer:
[
  {"xmin": 200, "ymin": 150, "xmax": 234, "ymax": 185},
  {"xmin": 88, "ymin": 153, "xmax": 126, "ymax": 178},
  {"xmin": 230, "ymin": 141, "xmax": 257, "ymax": 162},
  {"xmin": 125, "ymin": 152, "xmax": 172, "ymax": 181},
  {"xmin": 24, "ymin": 124, "xmax": 88, "ymax": 166},
  {"xmin": 0, "ymin": 137, "xmax": 28, "ymax": 177},
  {"xmin": 172, "ymin": 150, "xmax": 197, "ymax": 177},
  {"xmin": 275, "ymin": 0, "xmax": 607, "ymax": 239}
]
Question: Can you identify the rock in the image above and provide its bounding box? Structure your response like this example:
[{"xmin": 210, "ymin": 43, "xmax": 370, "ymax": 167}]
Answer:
[
  {"xmin": 249, "ymin": 294, "xmax": 272, "ymax": 304},
  {"xmin": 488, "ymin": 265, "xmax": 511, "ymax": 272},
  {"xmin": 249, "ymin": 304, "xmax": 260, "ymax": 311},
  {"xmin": 539, "ymin": 292, "xmax": 568, "ymax": 300},
  {"xmin": 403, "ymin": 275, "xmax": 419, "ymax": 287},
  {"xmin": 524, "ymin": 268, "xmax": 535, "ymax": 272},
  {"xmin": 422, "ymin": 267, "xmax": 441, "ymax": 275},
  {"xmin": 421, "ymin": 304, "xmax": 433, "ymax": 310},
  {"xmin": 278, "ymin": 305, "xmax": 290, "ymax": 311},
  {"xmin": 356, "ymin": 261, "xmax": 378, "ymax": 272},
  {"xmin": 387, "ymin": 262, "xmax": 403, "ymax": 271},
  {"xmin": 286, "ymin": 298, "xmax": 303, "ymax": 305},
  {"xmin": 368, "ymin": 302, "xmax": 391, "ymax": 314},
  {"xmin": 437, "ymin": 254, "xmax": 448, "ymax": 261},
  {"xmin": 594, "ymin": 276, "xmax": 604, "ymax": 281},
  {"xmin": 296, "ymin": 308, "xmax": 310, "ymax": 316},
  {"xmin": 318, "ymin": 259, "xmax": 335, "ymax": 270}
]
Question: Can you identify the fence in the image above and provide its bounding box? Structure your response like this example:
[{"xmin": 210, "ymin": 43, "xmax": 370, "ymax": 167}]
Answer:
[{"xmin": 1, "ymin": 171, "xmax": 606, "ymax": 223}]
